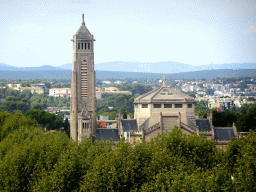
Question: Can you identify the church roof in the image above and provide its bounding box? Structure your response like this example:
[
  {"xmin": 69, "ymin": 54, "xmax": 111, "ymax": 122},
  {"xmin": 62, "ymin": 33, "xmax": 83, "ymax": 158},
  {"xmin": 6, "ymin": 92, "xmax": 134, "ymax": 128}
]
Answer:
[
  {"xmin": 134, "ymin": 85, "xmax": 195, "ymax": 104},
  {"xmin": 214, "ymin": 128, "xmax": 235, "ymax": 141},
  {"xmin": 74, "ymin": 14, "xmax": 93, "ymax": 40},
  {"xmin": 196, "ymin": 119, "xmax": 211, "ymax": 132},
  {"xmin": 95, "ymin": 128, "xmax": 120, "ymax": 142},
  {"xmin": 121, "ymin": 119, "xmax": 138, "ymax": 132}
]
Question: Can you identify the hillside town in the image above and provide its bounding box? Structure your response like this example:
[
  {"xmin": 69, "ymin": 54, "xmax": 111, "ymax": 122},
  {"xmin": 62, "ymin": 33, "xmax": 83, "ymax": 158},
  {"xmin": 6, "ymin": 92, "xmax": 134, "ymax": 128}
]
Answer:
[{"xmin": 2, "ymin": 76, "xmax": 255, "ymax": 112}]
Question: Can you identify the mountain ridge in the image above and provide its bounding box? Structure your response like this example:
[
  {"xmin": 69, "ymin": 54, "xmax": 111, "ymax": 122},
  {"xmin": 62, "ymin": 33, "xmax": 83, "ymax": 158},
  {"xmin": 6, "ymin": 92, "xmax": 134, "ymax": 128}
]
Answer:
[
  {"xmin": 0, "ymin": 69, "xmax": 255, "ymax": 80},
  {"xmin": 1, "ymin": 62, "xmax": 255, "ymax": 75},
  {"xmin": 0, "ymin": 64, "xmax": 67, "ymax": 71},
  {"xmin": 58, "ymin": 61, "xmax": 256, "ymax": 73},
  {"xmin": 1, "ymin": 62, "xmax": 256, "ymax": 73}
]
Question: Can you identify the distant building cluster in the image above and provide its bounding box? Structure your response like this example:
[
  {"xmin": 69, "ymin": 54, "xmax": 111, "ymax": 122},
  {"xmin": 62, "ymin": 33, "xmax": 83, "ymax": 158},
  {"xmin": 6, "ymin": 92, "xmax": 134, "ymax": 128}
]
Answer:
[
  {"xmin": 47, "ymin": 87, "xmax": 131, "ymax": 99},
  {"xmin": 95, "ymin": 87, "xmax": 132, "ymax": 99},
  {"xmin": 49, "ymin": 88, "xmax": 71, "ymax": 98},
  {"xmin": 181, "ymin": 79, "xmax": 256, "ymax": 97},
  {"xmin": 7, "ymin": 84, "xmax": 44, "ymax": 94}
]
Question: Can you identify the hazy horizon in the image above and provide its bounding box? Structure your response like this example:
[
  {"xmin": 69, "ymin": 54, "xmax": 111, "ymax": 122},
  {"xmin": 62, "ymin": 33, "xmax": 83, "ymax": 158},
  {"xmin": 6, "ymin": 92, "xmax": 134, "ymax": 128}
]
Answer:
[
  {"xmin": 1, "ymin": 0, "xmax": 255, "ymax": 67},
  {"xmin": 1, "ymin": 61, "xmax": 256, "ymax": 69}
]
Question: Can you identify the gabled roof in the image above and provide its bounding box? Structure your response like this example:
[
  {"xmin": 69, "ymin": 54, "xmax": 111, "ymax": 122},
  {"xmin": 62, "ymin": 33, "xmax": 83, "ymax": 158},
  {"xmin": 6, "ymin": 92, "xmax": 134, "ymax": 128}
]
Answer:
[
  {"xmin": 134, "ymin": 85, "xmax": 195, "ymax": 104},
  {"xmin": 196, "ymin": 119, "xmax": 211, "ymax": 132},
  {"xmin": 121, "ymin": 119, "xmax": 138, "ymax": 132},
  {"xmin": 95, "ymin": 128, "xmax": 120, "ymax": 142},
  {"xmin": 214, "ymin": 128, "xmax": 235, "ymax": 141},
  {"xmin": 74, "ymin": 14, "xmax": 93, "ymax": 40}
]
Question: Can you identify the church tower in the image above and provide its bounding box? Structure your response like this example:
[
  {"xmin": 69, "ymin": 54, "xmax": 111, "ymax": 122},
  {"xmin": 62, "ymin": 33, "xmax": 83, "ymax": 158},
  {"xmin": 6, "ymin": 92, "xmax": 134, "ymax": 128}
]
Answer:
[{"xmin": 70, "ymin": 14, "xmax": 96, "ymax": 142}]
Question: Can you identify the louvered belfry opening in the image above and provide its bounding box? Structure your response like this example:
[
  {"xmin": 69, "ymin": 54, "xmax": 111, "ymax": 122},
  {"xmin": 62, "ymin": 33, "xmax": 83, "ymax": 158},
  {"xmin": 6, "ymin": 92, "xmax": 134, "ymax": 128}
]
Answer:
[{"xmin": 81, "ymin": 60, "xmax": 88, "ymax": 99}]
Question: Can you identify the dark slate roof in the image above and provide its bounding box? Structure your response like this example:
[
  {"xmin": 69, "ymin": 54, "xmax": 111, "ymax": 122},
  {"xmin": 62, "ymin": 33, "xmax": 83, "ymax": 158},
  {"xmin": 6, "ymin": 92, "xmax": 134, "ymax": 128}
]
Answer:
[
  {"xmin": 95, "ymin": 128, "xmax": 120, "ymax": 142},
  {"xmin": 121, "ymin": 119, "xmax": 138, "ymax": 132},
  {"xmin": 214, "ymin": 128, "xmax": 235, "ymax": 141},
  {"xmin": 196, "ymin": 119, "xmax": 211, "ymax": 132}
]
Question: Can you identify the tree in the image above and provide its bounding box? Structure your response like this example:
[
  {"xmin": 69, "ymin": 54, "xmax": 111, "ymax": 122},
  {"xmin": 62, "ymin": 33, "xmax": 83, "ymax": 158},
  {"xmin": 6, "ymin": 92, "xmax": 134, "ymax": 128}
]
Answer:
[
  {"xmin": 235, "ymin": 104, "xmax": 256, "ymax": 132},
  {"xmin": 226, "ymin": 132, "xmax": 256, "ymax": 191},
  {"xmin": 63, "ymin": 118, "xmax": 70, "ymax": 137},
  {"xmin": 206, "ymin": 88, "xmax": 214, "ymax": 96},
  {"xmin": 123, "ymin": 112, "xmax": 127, "ymax": 119},
  {"xmin": 189, "ymin": 93, "xmax": 196, "ymax": 98},
  {"xmin": 62, "ymin": 83, "xmax": 71, "ymax": 88},
  {"xmin": 195, "ymin": 101, "xmax": 208, "ymax": 118},
  {"xmin": 25, "ymin": 109, "xmax": 63, "ymax": 131},
  {"xmin": 246, "ymin": 97, "xmax": 255, "ymax": 102}
]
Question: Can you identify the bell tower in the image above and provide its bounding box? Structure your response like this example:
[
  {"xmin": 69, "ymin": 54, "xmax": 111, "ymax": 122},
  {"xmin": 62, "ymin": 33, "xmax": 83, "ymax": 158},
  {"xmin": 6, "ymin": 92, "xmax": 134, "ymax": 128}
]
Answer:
[{"xmin": 70, "ymin": 14, "xmax": 97, "ymax": 142}]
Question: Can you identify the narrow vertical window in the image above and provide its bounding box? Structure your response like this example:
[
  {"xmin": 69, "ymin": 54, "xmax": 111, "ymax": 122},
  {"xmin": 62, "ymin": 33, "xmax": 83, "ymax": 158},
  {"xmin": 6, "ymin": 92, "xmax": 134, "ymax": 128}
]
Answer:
[
  {"xmin": 88, "ymin": 43, "xmax": 90, "ymax": 49},
  {"xmin": 81, "ymin": 43, "xmax": 83, "ymax": 49},
  {"xmin": 84, "ymin": 43, "xmax": 87, "ymax": 49},
  {"xmin": 78, "ymin": 43, "xmax": 80, "ymax": 49}
]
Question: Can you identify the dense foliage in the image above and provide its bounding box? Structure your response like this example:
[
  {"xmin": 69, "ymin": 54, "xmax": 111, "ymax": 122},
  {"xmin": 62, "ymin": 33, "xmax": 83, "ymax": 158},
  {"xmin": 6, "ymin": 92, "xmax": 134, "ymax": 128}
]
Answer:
[
  {"xmin": 96, "ymin": 93, "xmax": 136, "ymax": 119},
  {"xmin": 212, "ymin": 104, "xmax": 256, "ymax": 132},
  {"xmin": 0, "ymin": 88, "xmax": 70, "ymax": 113},
  {"xmin": 195, "ymin": 100, "xmax": 208, "ymax": 118},
  {"xmin": 114, "ymin": 83, "xmax": 153, "ymax": 96},
  {"xmin": 25, "ymin": 109, "xmax": 63, "ymax": 131},
  {"xmin": 0, "ymin": 111, "xmax": 256, "ymax": 191}
]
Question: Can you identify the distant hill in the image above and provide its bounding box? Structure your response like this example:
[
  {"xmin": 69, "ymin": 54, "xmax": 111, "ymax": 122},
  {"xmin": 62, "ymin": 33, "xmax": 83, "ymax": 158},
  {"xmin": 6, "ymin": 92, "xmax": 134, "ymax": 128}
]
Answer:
[
  {"xmin": 0, "ymin": 63, "xmax": 66, "ymax": 71},
  {"xmin": 58, "ymin": 61, "xmax": 256, "ymax": 73},
  {"xmin": 2, "ymin": 62, "xmax": 256, "ymax": 73},
  {"xmin": 0, "ymin": 69, "xmax": 255, "ymax": 80}
]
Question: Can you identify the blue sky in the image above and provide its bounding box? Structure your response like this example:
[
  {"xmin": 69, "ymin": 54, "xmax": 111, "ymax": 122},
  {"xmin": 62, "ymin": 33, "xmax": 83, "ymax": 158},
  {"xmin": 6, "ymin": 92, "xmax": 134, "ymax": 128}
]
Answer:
[{"xmin": 0, "ymin": 0, "xmax": 255, "ymax": 67}]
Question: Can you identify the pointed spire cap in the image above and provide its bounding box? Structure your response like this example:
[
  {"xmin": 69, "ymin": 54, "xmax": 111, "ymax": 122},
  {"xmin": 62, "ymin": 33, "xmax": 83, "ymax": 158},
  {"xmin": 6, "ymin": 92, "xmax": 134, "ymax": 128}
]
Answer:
[
  {"xmin": 82, "ymin": 14, "xmax": 85, "ymax": 26},
  {"xmin": 74, "ymin": 14, "xmax": 93, "ymax": 40}
]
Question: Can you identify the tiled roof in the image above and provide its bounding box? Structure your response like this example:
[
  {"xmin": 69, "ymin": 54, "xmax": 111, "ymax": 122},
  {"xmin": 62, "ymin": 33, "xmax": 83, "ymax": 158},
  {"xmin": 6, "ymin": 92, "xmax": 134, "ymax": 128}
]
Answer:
[
  {"xmin": 196, "ymin": 119, "xmax": 211, "ymax": 132},
  {"xmin": 214, "ymin": 128, "xmax": 235, "ymax": 141},
  {"xmin": 121, "ymin": 119, "xmax": 138, "ymax": 132},
  {"xmin": 95, "ymin": 128, "xmax": 120, "ymax": 142}
]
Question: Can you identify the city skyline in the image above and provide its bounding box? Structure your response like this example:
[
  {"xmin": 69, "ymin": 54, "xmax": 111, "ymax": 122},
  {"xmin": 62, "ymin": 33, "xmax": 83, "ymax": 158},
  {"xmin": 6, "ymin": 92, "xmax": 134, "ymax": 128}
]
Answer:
[{"xmin": 0, "ymin": 0, "xmax": 255, "ymax": 67}]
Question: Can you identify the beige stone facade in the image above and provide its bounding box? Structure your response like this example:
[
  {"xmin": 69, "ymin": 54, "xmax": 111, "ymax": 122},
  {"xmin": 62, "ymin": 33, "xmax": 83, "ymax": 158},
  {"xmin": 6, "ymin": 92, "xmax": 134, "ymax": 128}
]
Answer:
[
  {"xmin": 134, "ymin": 80, "xmax": 196, "ymax": 132},
  {"xmin": 128, "ymin": 78, "xmax": 237, "ymax": 145},
  {"xmin": 70, "ymin": 14, "xmax": 97, "ymax": 142}
]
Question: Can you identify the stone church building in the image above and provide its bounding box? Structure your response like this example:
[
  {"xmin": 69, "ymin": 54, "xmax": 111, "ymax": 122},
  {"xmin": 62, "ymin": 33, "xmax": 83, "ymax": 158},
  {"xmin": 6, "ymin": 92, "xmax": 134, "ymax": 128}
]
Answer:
[{"xmin": 70, "ymin": 15, "xmax": 237, "ymax": 146}]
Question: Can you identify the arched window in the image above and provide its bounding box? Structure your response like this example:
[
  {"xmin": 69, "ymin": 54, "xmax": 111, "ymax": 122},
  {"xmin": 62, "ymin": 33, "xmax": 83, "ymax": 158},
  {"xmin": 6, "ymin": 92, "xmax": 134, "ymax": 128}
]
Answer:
[{"xmin": 88, "ymin": 43, "xmax": 90, "ymax": 49}]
